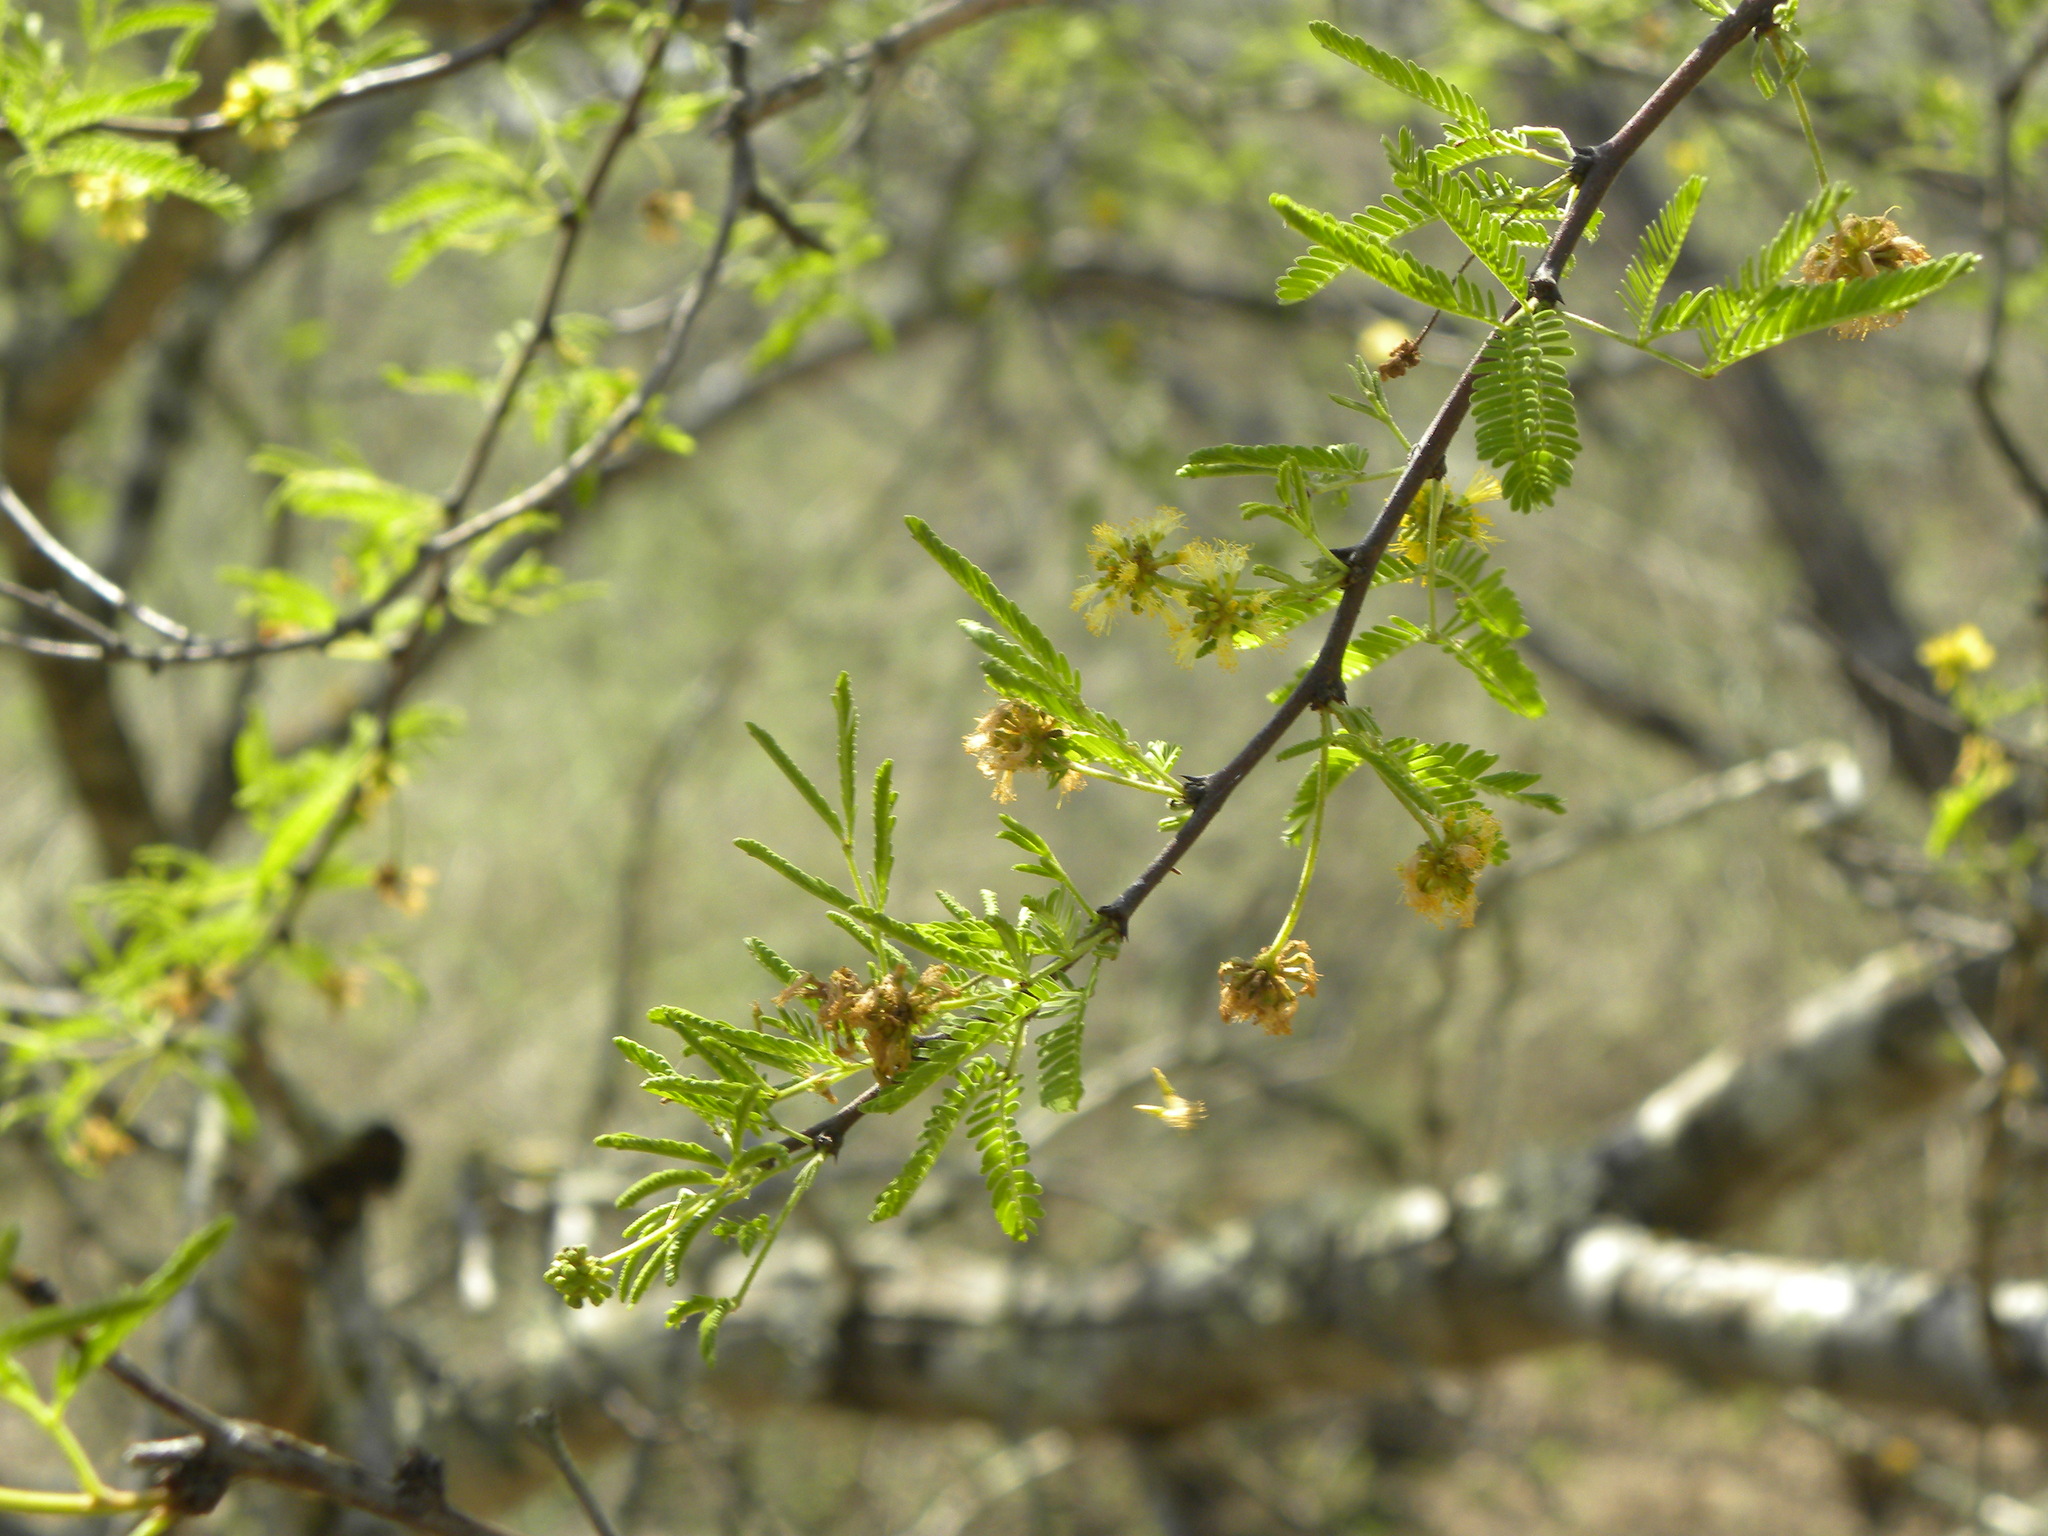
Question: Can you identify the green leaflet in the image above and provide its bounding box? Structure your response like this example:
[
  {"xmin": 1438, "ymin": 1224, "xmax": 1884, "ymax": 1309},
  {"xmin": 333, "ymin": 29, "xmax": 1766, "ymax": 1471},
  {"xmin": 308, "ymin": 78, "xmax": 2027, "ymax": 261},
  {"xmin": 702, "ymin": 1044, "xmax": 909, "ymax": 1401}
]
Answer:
[
  {"xmin": 1620, "ymin": 174, "xmax": 1706, "ymax": 336},
  {"xmin": 1177, "ymin": 443, "xmax": 1367, "ymax": 479},
  {"xmin": 744, "ymin": 936, "xmax": 800, "ymax": 985},
  {"xmin": 1686, "ymin": 183, "xmax": 1850, "ymax": 358},
  {"xmin": 52, "ymin": 1217, "xmax": 232, "ymax": 1401},
  {"xmin": 869, "ymin": 1072, "xmax": 979, "ymax": 1221},
  {"xmin": 967, "ymin": 1068, "xmax": 1042, "ymax": 1241},
  {"xmin": 35, "ymin": 133, "xmax": 248, "ymax": 219},
  {"xmin": 832, "ymin": 672, "xmax": 859, "ymax": 835},
  {"xmin": 647, "ymin": 1005, "xmax": 834, "ymax": 1075},
  {"xmin": 593, "ymin": 1133, "xmax": 725, "ymax": 1164},
  {"xmin": 745, "ymin": 723, "xmax": 844, "ymax": 839},
  {"xmin": 872, "ymin": 760, "xmax": 897, "ymax": 907},
  {"xmin": 614, "ymin": 1167, "xmax": 708, "ymax": 1209},
  {"xmin": 1710, "ymin": 253, "xmax": 1978, "ymax": 370},
  {"xmin": 1270, "ymin": 195, "xmax": 1499, "ymax": 322},
  {"xmin": 733, "ymin": 838, "xmax": 859, "ymax": 910},
  {"xmin": 907, "ymin": 517, "xmax": 1081, "ymax": 696},
  {"xmin": 1441, "ymin": 632, "xmax": 1546, "ymax": 718},
  {"xmin": 1035, "ymin": 1017, "xmax": 1085, "ymax": 1113},
  {"xmin": 1391, "ymin": 151, "xmax": 1528, "ymax": 296},
  {"xmin": 1284, "ymin": 746, "xmax": 1364, "ymax": 846},
  {"xmin": 1308, "ymin": 20, "xmax": 1489, "ymax": 132},
  {"xmin": 1471, "ymin": 309, "xmax": 1579, "ymax": 512},
  {"xmin": 1277, "ymin": 245, "xmax": 1345, "ymax": 304}
]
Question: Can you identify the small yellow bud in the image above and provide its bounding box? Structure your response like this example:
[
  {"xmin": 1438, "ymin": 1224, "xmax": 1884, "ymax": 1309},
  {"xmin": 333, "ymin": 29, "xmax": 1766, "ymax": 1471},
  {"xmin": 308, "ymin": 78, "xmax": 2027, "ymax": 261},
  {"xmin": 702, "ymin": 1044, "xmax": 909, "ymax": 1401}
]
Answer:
[
  {"xmin": 220, "ymin": 58, "xmax": 302, "ymax": 150},
  {"xmin": 1918, "ymin": 623, "xmax": 1994, "ymax": 694}
]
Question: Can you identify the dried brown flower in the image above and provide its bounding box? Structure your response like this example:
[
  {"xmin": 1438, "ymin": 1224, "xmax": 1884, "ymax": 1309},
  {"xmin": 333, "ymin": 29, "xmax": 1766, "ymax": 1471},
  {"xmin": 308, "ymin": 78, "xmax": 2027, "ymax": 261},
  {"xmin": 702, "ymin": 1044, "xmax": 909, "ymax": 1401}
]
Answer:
[
  {"xmin": 70, "ymin": 1114, "xmax": 138, "ymax": 1168},
  {"xmin": 778, "ymin": 964, "xmax": 956, "ymax": 1082},
  {"xmin": 1799, "ymin": 213, "xmax": 1931, "ymax": 338},
  {"xmin": 374, "ymin": 861, "xmax": 438, "ymax": 917},
  {"xmin": 1217, "ymin": 939, "xmax": 1319, "ymax": 1036},
  {"xmin": 963, "ymin": 698, "xmax": 1081, "ymax": 802},
  {"xmin": 1377, "ymin": 335, "xmax": 1424, "ymax": 379},
  {"xmin": 641, "ymin": 188, "xmax": 697, "ymax": 242}
]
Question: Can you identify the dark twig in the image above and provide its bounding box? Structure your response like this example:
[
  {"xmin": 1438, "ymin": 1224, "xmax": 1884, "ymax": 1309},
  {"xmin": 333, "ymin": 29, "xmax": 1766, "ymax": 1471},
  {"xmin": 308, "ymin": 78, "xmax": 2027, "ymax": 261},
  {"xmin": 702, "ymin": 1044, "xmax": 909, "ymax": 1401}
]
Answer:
[
  {"xmin": 727, "ymin": 0, "xmax": 1048, "ymax": 131},
  {"xmin": 85, "ymin": 0, "xmax": 571, "ymax": 145},
  {"xmin": 441, "ymin": 0, "xmax": 699, "ymax": 520},
  {"xmin": 1096, "ymin": 0, "xmax": 1778, "ymax": 933},
  {"xmin": 0, "ymin": 1267, "xmax": 526, "ymax": 1536},
  {"xmin": 521, "ymin": 1409, "xmax": 621, "ymax": 1536},
  {"xmin": 1970, "ymin": 8, "xmax": 2048, "ymax": 521},
  {"xmin": 0, "ymin": 0, "xmax": 1044, "ymax": 672}
]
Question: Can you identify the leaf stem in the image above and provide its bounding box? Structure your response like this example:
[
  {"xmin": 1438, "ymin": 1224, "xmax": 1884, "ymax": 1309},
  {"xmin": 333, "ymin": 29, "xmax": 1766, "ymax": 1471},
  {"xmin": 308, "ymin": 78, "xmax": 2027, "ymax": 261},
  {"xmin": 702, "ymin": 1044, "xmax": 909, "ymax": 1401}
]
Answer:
[
  {"xmin": 1557, "ymin": 310, "xmax": 1714, "ymax": 378},
  {"xmin": 1271, "ymin": 711, "xmax": 1334, "ymax": 950},
  {"xmin": 1773, "ymin": 38, "xmax": 1830, "ymax": 192},
  {"xmin": 1069, "ymin": 763, "xmax": 1179, "ymax": 796}
]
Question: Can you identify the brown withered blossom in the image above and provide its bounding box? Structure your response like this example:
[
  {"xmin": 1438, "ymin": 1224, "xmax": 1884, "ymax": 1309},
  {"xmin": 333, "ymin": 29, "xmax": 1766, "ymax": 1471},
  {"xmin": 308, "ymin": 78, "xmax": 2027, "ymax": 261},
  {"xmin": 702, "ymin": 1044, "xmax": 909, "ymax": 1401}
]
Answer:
[
  {"xmin": 1378, "ymin": 335, "xmax": 1424, "ymax": 379},
  {"xmin": 1799, "ymin": 213, "xmax": 1931, "ymax": 338},
  {"xmin": 778, "ymin": 964, "xmax": 956, "ymax": 1082},
  {"xmin": 963, "ymin": 698, "xmax": 1083, "ymax": 802},
  {"xmin": 1398, "ymin": 806, "xmax": 1503, "ymax": 928},
  {"xmin": 1217, "ymin": 939, "xmax": 1319, "ymax": 1036},
  {"xmin": 374, "ymin": 861, "xmax": 439, "ymax": 917}
]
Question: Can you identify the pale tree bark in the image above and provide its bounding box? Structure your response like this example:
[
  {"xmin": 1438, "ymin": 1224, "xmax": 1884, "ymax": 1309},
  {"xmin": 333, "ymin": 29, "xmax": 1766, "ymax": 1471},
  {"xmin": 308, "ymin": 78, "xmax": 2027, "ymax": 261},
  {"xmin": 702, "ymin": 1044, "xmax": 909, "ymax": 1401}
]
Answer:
[{"xmin": 348, "ymin": 941, "xmax": 2018, "ymax": 1515}]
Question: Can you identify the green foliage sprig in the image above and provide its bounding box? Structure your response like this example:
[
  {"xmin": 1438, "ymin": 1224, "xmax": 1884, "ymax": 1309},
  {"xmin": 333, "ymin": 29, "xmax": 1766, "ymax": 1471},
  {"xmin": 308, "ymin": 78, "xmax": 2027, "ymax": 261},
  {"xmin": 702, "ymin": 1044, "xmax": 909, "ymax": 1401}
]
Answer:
[{"xmin": 563, "ymin": 0, "xmax": 1986, "ymax": 1352}]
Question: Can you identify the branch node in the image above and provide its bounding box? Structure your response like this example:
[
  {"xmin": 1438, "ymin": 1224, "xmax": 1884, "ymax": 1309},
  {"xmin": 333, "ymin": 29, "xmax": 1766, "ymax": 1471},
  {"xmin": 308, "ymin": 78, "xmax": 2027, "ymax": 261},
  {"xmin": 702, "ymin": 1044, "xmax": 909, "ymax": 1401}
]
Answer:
[
  {"xmin": 1304, "ymin": 669, "xmax": 1348, "ymax": 710},
  {"xmin": 393, "ymin": 1447, "xmax": 447, "ymax": 1513},
  {"xmin": 137, "ymin": 1438, "xmax": 233, "ymax": 1516}
]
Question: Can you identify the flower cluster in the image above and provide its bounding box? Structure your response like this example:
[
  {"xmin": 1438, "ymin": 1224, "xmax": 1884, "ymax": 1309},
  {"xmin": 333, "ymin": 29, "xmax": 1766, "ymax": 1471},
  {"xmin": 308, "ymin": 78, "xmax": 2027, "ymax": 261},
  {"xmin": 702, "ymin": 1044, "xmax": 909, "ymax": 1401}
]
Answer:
[
  {"xmin": 544, "ymin": 1244, "xmax": 616, "ymax": 1309},
  {"xmin": 1216, "ymin": 939, "xmax": 1319, "ymax": 1035},
  {"xmin": 1073, "ymin": 509, "xmax": 1187, "ymax": 633},
  {"xmin": 1071, "ymin": 510, "xmax": 1289, "ymax": 669},
  {"xmin": 220, "ymin": 59, "xmax": 303, "ymax": 150},
  {"xmin": 1800, "ymin": 213, "xmax": 1931, "ymax": 338},
  {"xmin": 71, "ymin": 171, "xmax": 151, "ymax": 245},
  {"xmin": 963, "ymin": 698, "xmax": 1082, "ymax": 802},
  {"xmin": 1918, "ymin": 622, "xmax": 1995, "ymax": 695},
  {"xmin": 779, "ymin": 964, "xmax": 957, "ymax": 1082},
  {"xmin": 1398, "ymin": 806, "xmax": 1504, "ymax": 928},
  {"xmin": 1397, "ymin": 474, "xmax": 1502, "ymax": 569},
  {"xmin": 1166, "ymin": 539, "xmax": 1284, "ymax": 670}
]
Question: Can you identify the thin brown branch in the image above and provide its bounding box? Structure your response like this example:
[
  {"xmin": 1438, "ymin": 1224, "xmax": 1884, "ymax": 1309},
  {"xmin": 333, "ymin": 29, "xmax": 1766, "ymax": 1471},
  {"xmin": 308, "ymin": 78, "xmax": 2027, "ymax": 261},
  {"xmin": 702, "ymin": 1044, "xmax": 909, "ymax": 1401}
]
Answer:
[
  {"xmin": 0, "ymin": 483, "xmax": 188, "ymax": 642},
  {"xmin": 521, "ymin": 1410, "xmax": 621, "ymax": 1536},
  {"xmin": 440, "ymin": 0, "xmax": 698, "ymax": 519},
  {"xmin": 1096, "ymin": 0, "xmax": 1776, "ymax": 932},
  {"xmin": 1970, "ymin": 6, "xmax": 2048, "ymax": 521},
  {"xmin": 0, "ymin": 0, "xmax": 1046, "ymax": 672},
  {"xmin": 729, "ymin": 0, "xmax": 1048, "ymax": 131},
  {"xmin": 85, "ymin": 0, "xmax": 569, "ymax": 145}
]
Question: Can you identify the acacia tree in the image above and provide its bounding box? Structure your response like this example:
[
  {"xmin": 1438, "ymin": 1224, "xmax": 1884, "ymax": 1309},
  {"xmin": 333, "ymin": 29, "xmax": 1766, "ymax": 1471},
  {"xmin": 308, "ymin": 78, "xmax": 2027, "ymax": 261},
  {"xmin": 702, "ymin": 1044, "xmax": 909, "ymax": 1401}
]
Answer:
[{"xmin": 0, "ymin": 0, "xmax": 2042, "ymax": 1532}]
